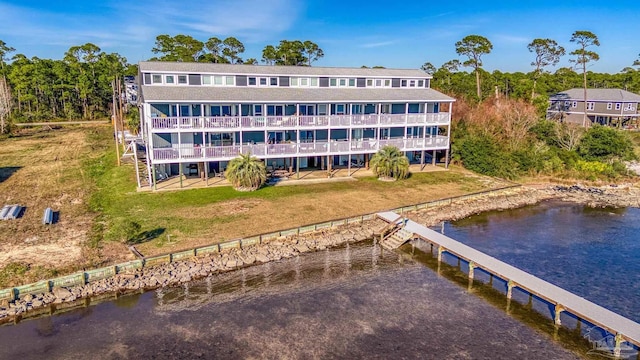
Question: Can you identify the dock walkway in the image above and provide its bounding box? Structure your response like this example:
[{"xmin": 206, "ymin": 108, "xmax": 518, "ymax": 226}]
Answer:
[{"xmin": 377, "ymin": 211, "xmax": 640, "ymax": 354}]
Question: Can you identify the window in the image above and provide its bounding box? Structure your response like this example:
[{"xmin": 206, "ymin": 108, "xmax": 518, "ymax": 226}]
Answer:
[
  {"xmin": 178, "ymin": 75, "xmax": 188, "ymax": 84},
  {"xmin": 248, "ymin": 77, "xmax": 257, "ymax": 86},
  {"xmin": 586, "ymin": 102, "xmax": 594, "ymax": 111},
  {"xmin": 348, "ymin": 78, "xmax": 356, "ymax": 87},
  {"xmin": 339, "ymin": 79, "xmax": 346, "ymax": 87},
  {"xmin": 165, "ymin": 75, "xmax": 175, "ymax": 84},
  {"xmin": 152, "ymin": 74, "xmax": 162, "ymax": 84},
  {"xmin": 607, "ymin": 102, "xmax": 612, "ymax": 110},
  {"xmin": 290, "ymin": 77, "xmax": 318, "ymax": 87},
  {"xmin": 202, "ymin": 75, "xmax": 234, "ymax": 86},
  {"xmin": 270, "ymin": 77, "xmax": 278, "ymax": 86},
  {"xmin": 615, "ymin": 103, "xmax": 621, "ymax": 110},
  {"xmin": 409, "ymin": 80, "xmax": 416, "ymax": 87},
  {"xmin": 626, "ymin": 103, "xmax": 634, "ymax": 111},
  {"xmin": 572, "ymin": 101, "xmax": 578, "ymax": 108},
  {"xmin": 259, "ymin": 77, "xmax": 267, "ymax": 86},
  {"xmin": 401, "ymin": 80, "xmax": 407, "ymax": 87},
  {"xmin": 367, "ymin": 78, "xmax": 391, "ymax": 88},
  {"xmin": 330, "ymin": 78, "xmax": 337, "ymax": 87},
  {"xmin": 418, "ymin": 80, "xmax": 424, "ymax": 87},
  {"xmin": 564, "ymin": 101, "xmax": 570, "ymax": 107}
]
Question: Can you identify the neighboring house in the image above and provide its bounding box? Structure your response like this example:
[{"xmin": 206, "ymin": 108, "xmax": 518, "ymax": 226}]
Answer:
[
  {"xmin": 547, "ymin": 88, "xmax": 640, "ymax": 127},
  {"xmin": 137, "ymin": 61, "xmax": 454, "ymax": 189}
]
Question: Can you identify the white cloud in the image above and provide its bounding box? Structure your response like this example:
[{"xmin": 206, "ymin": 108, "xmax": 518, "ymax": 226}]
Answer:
[
  {"xmin": 493, "ymin": 34, "xmax": 531, "ymax": 44},
  {"xmin": 360, "ymin": 41, "xmax": 395, "ymax": 48},
  {"xmin": 113, "ymin": 0, "xmax": 299, "ymax": 41},
  {"xmin": 0, "ymin": 0, "xmax": 299, "ymax": 59}
]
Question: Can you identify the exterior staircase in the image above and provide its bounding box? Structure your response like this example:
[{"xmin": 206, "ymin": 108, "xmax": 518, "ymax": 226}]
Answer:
[
  {"xmin": 135, "ymin": 145, "xmax": 150, "ymax": 188},
  {"xmin": 380, "ymin": 227, "xmax": 414, "ymax": 250},
  {"xmin": 121, "ymin": 142, "xmax": 150, "ymax": 188}
]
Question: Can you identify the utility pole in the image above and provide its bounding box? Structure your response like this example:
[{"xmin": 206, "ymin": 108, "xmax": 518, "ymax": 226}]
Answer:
[
  {"xmin": 112, "ymin": 79, "xmax": 121, "ymax": 166},
  {"xmin": 117, "ymin": 76, "xmax": 126, "ymax": 152}
]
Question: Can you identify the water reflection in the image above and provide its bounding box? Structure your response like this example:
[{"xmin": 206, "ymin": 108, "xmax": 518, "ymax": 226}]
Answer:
[
  {"xmin": 444, "ymin": 201, "xmax": 640, "ymax": 323},
  {"xmin": 0, "ymin": 240, "xmax": 582, "ymax": 359}
]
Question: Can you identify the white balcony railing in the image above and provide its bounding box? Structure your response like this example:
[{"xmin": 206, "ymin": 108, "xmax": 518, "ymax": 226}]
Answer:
[
  {"xmin": 151, "ymin": 136, "xmax": 449, "ymax": 162},
  {"xmin": 150, "ymin": 113, "xmax": 450, "ymax": 131}
]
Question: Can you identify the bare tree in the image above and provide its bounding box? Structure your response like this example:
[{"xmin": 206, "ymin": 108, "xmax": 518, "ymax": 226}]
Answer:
[
  {"xmin": 495, "ymin": 99, "xmax": 539, "ymax": 150},
  {"xmin": 0, "ymin": 77, "xmax": 11, "ymax": 134},
  {"xmin": 555, "ymin": 122, "xmax": 585, "ymax": 151}
]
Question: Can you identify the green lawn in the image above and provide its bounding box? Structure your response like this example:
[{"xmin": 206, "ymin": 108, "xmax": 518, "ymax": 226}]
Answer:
[{"xmin": 85, "ymin": 126, "xmax": 500, "ymax": 256}]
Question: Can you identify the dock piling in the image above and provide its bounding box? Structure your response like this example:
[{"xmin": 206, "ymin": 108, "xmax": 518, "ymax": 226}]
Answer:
[{"xmin": 554, "ymin": 304, "xmax": 565, "ymax": 326}]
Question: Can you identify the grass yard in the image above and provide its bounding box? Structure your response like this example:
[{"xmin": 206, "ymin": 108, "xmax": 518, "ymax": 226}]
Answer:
[
  {"xmin": 0, "ymin": 124, "xmax": 509, "ymax": 287},
  {"xmin": 0, "ymin": 125, "xmax": 117, "ymax": 286}
]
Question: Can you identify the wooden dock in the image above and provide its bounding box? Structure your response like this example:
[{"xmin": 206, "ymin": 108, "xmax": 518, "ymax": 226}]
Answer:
[{"xmin": 377, "ymin": 211, "xmax": 640, "ymax": 356}]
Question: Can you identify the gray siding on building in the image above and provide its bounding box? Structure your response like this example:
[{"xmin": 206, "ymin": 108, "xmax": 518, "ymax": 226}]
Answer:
[
  {"xmin": 357, "ymin": 78, "xmax": 366, "ymax": 87},
  {"xmin": 188, "ymin": 74, "xmax": 201, "ymax": 86},
  {"xmin": 319, "ymin": 77, "xmax": 329, "ymax": 87},
  {"xmin": 392, "ymin": 78, "xmax": 401, "ymax": 88},
  {"xmin": 279, "ymin": 76, "xmax": 290, "ymax": 87},
  {"xmin": 139, "ymin": 61, "xmax": 431, "ymax": 78},
  {"xmin": 141, "ymin": 85, "xmax": 455, "ymax": 103},
  {"xmin": 236, "ymin": 75, "xmax": 247, "ymax": 86},
  {"xmin": 143, "ymin": 73, "xmax": 151, "ymax": 85}
]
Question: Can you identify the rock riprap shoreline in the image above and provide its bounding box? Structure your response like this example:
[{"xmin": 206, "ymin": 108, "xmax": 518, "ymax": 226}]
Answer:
[
  {"xmin": 0, "ymin": 220, "xmax": 383, "ymax": 323},
  {"xmin": 408, "ymin": 184, "xmax": 640, "ymax": 227},
  {"xmin": 1, "ymin": 183, "xmax": 638, "ymax": 323}
]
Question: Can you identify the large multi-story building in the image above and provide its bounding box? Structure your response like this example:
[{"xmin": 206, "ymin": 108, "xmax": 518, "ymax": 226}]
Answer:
[
  {"xmin": 547, "ymin": 88, "xmax": 640, "ymax": 126},
  {"xmin": 138, "ymin": 61, "xmax": 454, "ymax": 189}
]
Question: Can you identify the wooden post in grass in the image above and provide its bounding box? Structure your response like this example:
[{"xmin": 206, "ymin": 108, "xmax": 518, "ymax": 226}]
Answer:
[{"xmin": 112, "ymin": 80, "xmax": 121, "ymax": 166}]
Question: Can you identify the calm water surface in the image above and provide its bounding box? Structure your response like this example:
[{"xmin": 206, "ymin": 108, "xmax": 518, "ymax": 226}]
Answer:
[
  {"xmin": 0, "ymin": 239, "xmax": 580, "ymax": 359},
  {"xmin": 445, "ymin": 202, "xmax": 640, "ymax": 323},
  {"xmin": 1, "ymin": 202, "xmax": 637, "ymax": 359}
]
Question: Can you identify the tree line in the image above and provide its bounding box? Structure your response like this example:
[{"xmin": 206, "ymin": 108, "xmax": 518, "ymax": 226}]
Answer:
[
  {"xmin": 424, "ymin": 32, "xmax": 640, "ymax": 109},
  {"xmin": 0, "ymin": 36, "xmax": 324, "ymax": 130},
  {"xmin": 439, "ymin": 31, "xmax": 639, "ymax": 181},
  {"xmin": 149, "ymin": 35, "xmax": 324, "ymax": 66}
]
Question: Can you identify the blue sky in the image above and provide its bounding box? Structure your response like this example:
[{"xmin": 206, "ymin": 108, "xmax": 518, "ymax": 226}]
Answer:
[{"xmin": 1, "ymin": 0, "xmax": 639, "ymax": 73}]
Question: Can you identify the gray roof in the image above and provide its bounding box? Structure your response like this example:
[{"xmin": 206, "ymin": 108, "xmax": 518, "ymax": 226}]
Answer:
[
  {"xmin": 550, "ymin": 88, "xmax": 640, "ymax": 102},
  {"xmin": 140, "ymin": 85, "xmax": 454, "ymax": 103},
  {"xmin": 139, "ymin": 61, "xmax": 430, "ymax": 78}
]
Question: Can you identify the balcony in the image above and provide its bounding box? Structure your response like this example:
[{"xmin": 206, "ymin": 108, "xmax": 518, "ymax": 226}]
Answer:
[
  {"xmin": 149, "ymin": 113, "xmax": 450, "ymax": 131},
  {"xmin": 150, "ymin": 136, "xmax": 449, "ymax": 163}
]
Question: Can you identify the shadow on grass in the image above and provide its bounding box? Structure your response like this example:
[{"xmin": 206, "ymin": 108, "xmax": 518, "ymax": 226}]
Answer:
[
  {"xmin": 0, "ymin": 167, "xmax": 21, "ymax": 184},
  {"xmin": 129, "ymin": 228, "xmax": 166, "ymax": 245}
]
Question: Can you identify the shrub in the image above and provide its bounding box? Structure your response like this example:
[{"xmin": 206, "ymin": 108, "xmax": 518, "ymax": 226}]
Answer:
[
  {"xmin": 226, "ymin": 153, "xmax": 267, "ymax": 191},
  {"xmin": 578, "ymin": 125, "xmax": 636, "ymax": 161},
  {"xmin": 370, "ymin": 146, "xmax": 410, "ymax": 180},
  {"xmin": 458, "ymin": 133, "xmax": 517, "ymax": 179}
]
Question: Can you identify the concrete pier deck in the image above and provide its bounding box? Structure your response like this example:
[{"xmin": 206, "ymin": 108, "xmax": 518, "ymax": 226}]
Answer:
[{"xmin": 377, "ymin": 211, "xmax": 640, "ymax": 353}]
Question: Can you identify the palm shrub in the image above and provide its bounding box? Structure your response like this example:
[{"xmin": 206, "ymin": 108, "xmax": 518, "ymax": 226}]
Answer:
[
  {"xmin": 226, "ymin": 153, "xmax": 267, "ymax": 191},
  {"xmin": 370, "ymin": 146, "xmax": 410, "ymax": 180}
]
